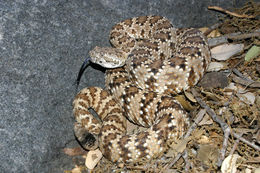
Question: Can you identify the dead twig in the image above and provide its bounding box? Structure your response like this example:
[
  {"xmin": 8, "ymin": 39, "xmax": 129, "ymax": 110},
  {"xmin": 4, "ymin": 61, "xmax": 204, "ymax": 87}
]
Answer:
[
  {"xmin": 126, "ymin": 165, "xmax": 146, "ymax": 171},
  {"xmin": 233, "ymin": 133, "xmax": 260, "ymax": 151},
  {"xmin": 185, "ymin": 109, "xmax": 206, "ymax": 137},
  {"xmin": 191, "ymin": 88, "xmax": 228, "ymax": 131},
  {"xmin": 183, "ymin": 150, "xmax": 192, "ymax": 172},
  {"xmin": 227, "ymin": 32, "xmax": 260, "ymax": 40},
  {"xmin": 232, "ymin": 68, "xmax": 251, "ymax": 80},
  {"xmin": 208, "ymin": 30, "xmax": 260, "ymax": 47},
  {"xmin": 191, "ymin": 88, "xmax": 260, "ymax": 166},
  {"xmin": 232, "ymin": 74, "xmax": 260, "ymax": 88},
  {"xmin": 160, "ymin": 109, "xmax": 206, "ymax": 172},
  {"xmin": 229, "ymin": 133, "xmax": 243, "ymax": 156},
  {"xmin": 208, "ymin": 6, "xmax": 255, "ymax": 18},
  {"xmin": 218, "ymin": 128, "xmax": 230, "ymax": 166}
]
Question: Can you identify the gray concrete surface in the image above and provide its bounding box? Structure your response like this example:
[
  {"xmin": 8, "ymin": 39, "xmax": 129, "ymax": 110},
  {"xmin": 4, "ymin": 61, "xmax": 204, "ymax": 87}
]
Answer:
[{"xmin": 0, "ymin": 0, "xmax": 246, "ymax": 172}]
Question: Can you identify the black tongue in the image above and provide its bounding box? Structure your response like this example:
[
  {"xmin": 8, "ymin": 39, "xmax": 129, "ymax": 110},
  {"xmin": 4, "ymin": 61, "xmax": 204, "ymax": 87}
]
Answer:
[{"xmin": 74, "ymin": 57, "xmax": 90, "ymax": 91}]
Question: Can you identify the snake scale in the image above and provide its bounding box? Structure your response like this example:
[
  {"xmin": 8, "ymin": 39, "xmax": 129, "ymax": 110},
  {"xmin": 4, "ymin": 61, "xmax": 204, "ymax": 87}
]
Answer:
[{"xmin": 73, "ymin": 16, "xmax": 211, "ymax": 166}]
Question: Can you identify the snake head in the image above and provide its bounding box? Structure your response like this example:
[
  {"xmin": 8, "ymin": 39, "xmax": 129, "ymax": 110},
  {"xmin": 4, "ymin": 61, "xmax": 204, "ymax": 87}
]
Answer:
[
  {"xmin": 75, "ymin": 46, "xmax": 126, "ymax": 89},
  {"xmin": 89, "ymin": 46, "xmax": 126, "ymax": 68}
]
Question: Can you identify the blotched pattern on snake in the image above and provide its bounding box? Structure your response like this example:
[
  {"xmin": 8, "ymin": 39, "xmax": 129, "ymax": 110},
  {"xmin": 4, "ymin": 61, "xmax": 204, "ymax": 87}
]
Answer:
[{"xmin": 73, "ymin": 16, "xmax": 211, "ymax": 166}]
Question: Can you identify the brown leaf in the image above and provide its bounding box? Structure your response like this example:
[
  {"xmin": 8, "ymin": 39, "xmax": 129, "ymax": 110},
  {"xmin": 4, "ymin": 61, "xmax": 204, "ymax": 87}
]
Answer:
[
  {"xmin": 211, "ymin": 43, "xmax": 244, "ymax": 61},
  {"xmin": 175, "ymin": 95, "xmax": 195, "ymax": 111},
  {"xmin": 198, "ymin": 113, "xmax": 213, "ymax": 126},
  {"xmin": 184, "ymin": 91, "xmax": 197, "ymax": 103}
]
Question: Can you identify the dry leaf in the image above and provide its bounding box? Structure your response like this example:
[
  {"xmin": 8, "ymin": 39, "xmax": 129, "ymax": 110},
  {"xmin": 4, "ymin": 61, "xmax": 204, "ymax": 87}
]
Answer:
[
  {"xmin": 184, "ymin": 91, "xmax": 197, "ymax": 102},
  {"xmin": 199, "ymin": 27, "xmax": 221, "ymax": 37},
  {"xmin": 198, "ymin": 113, "xmax": 213, "ymax": 126},
  {"xmin": 167, "ymin": 138, "xmax": 189, "ymax": 157},
  {"xmin": 237, "ymin": 92, "xmax": 256, "ymax": 105},
  {"xmin": 85, "ymin": 149, "xmax": 103, "ymax": 170},
  {"xmin": 221, "ymin": 154, "xmax": 241, "ymax": 173},
  {"xmin": 207, "ymin": 62, "xmax": 228, "ymax": 72},
  {"xmin": 224, "ymin": 83, "xmax": 238, "ymax": 94},
  {"xmin": 202, "ymin": 90, "xmax": 221, "ymax": 102},
  {"xmin": 209, "ymin": 29, "xmax": 221, "ymax": 38},
  {"xmin": 171, "ymin": 138, "xmax": 189, "ymax": 153},
  {"xmin": 211, "ymin": 43, "xmax": 244, "ymax": 61}
]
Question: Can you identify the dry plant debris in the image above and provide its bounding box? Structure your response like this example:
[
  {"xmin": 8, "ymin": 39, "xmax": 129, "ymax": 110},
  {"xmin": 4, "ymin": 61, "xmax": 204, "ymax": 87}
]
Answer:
[{"xmin": 65, "ymin": 1, "xmax": 260, "ymax": 172}]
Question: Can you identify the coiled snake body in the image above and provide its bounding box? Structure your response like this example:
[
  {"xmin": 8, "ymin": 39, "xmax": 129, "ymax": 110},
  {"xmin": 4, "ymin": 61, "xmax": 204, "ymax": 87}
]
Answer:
[{"xmin": 73, "ymin": 16, "xmax": 211, "ymax": 165}]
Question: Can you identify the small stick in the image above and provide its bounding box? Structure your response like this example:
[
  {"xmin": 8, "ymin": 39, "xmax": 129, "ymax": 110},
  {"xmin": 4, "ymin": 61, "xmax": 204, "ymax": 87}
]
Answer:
[
  {"xmin": 191, "ymin": 89, "xmax": 230, "ymax": 166},
  {"xmin": 160, "ymin": 152, "xmax": 183, "ymax": 173},
  {"xmin": 183, "ymin": 150, "xmax": 192, "ymax": 172},
  {"xmin": 126, "ymin": 165, "xmax": 146, "ymax": 171},
  {"xmin": 232, "ymin": 68, "xmax": 252, "ymax": 81},
  {"xmin": 208, "ymin": 30, "xmax": 260, "ymax": 47},
  {"xmin": 185, "ymin": 109, "xmax": 206, "ymax": 138},
  {"xmin": 233, "ymin": 133, "xmax": 260, "ymax": 151},
  {"xmin": 191, "ymin": 88, "xmax": 260, "ymax": 152},
  {"xmin": 191, "ymin": 88, "xmax": 228, "ymax": 131},
  {"xmin": 217, "ymin": 128, "xmax": 230, "ymax": 166},
  {"xmin": 208, "ymin": 6, "xmax": 255, "ymax": 18},
  {"xmin": 229, "ymin": 133, "xmax": 243, "ymax": 156},
  {"xmin": 160, "ymin": 109, "xmax": 206, "ymax": 172},
  {"xmin": 232, "ymin": 74, "xmax": 260, "ymax": 88},
  {"xmin": 227, "ymin": 32, "xmax": 260, "ymax": 40}
]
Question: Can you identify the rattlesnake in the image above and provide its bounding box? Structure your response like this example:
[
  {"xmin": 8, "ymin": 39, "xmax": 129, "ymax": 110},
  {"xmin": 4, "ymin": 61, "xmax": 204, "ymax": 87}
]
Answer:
[{"xmin": 73, "ymin": 16, "xmax": 211, "ymax": 166}]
